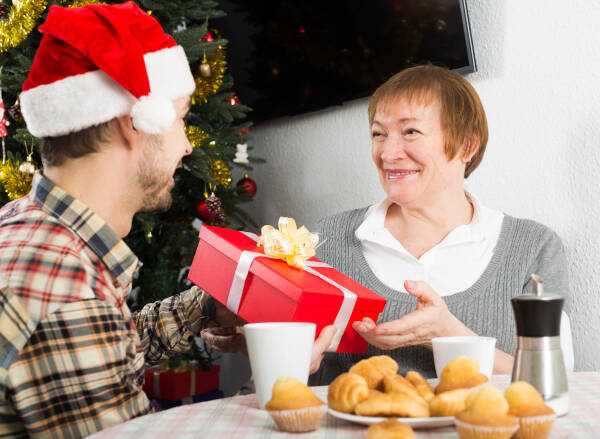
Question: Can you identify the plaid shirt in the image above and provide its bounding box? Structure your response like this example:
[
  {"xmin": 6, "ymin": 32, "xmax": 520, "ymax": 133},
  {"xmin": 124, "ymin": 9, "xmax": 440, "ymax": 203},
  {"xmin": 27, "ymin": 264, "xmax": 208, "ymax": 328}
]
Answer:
[{"xmin": 0, "ymin": 173, "xmax": 212, "ymax": 438}]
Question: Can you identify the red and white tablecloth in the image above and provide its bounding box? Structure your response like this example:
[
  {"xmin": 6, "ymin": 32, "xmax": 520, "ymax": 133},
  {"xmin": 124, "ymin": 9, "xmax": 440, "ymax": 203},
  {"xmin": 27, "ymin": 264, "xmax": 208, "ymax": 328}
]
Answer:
[{"xmin": 87, "ymin": 373, "xmax": 600, "ymax": 438}]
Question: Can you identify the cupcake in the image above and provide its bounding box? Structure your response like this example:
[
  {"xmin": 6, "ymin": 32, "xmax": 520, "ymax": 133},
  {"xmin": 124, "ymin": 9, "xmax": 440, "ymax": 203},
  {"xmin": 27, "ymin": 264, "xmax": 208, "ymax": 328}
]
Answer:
[
  {"xmin": 367, "ymin": 419, "xmax": 415, "ymax": 439},
  {"xmin": 265, "ymin": 377, "xmax": 326, "ymax": 432},
  {"xmin": 454, "ymin": 386, "xmax": 518, "ymax": 439},
  {"xmin": 505, "ymin": 381, "xmax": 556, "ymax": 439},
  {"xmin": 435, "ymin": 355, "xmax": 488, "ymax": 394}
]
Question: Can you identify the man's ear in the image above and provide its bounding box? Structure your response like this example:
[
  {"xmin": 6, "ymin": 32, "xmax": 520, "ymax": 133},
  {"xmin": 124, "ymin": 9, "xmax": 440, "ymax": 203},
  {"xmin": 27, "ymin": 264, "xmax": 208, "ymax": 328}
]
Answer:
[{"xmin": 115, "ymin": 114, "xmax": 144, "ymax": 150}]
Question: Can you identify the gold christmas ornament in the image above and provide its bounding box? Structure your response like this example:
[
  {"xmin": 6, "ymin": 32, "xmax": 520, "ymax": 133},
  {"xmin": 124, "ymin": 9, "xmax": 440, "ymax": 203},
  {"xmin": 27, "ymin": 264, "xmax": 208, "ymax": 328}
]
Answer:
[
  {"xmin": 0, "ymin": 0, "xmax": 48, "ymax": 54},
  {"xmin": 208, "ymin": 158, "xmax": 232, "ymax": 188},
  {"xmin": 18, "ymin": 157, "xmax": 37, "ymax": 179},
  {"xmin": 192, "ymin": 30, "xmax": 227, "ymax": 105},
  {"xmin": 199, "ymin": 50, "xmax": 212, "ymax": 78},
  {"xmin": 185, "ymin": 125, "xmax": 209, "ymax": 148},
  {"xmin": 0, "ymin": 159, "xmax": 31, "ymax": 200}
]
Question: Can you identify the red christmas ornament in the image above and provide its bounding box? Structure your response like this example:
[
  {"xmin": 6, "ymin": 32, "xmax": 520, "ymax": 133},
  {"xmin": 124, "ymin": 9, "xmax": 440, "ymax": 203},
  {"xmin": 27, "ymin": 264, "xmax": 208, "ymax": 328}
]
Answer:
[
  {"xmin": 237, "ymin": 127, "xmax": 248, "ymax": 136},
  {"xmin": 236, "ymin": 174, "xmax": 257, "ymax": 197},
  {"xmin": 228, "ymin": 93, "xmax": 241, "ymax": 106},
  {"xmin": 203, "ymin": 31, "xmax": 214, "ymax": 42},
  {"xmin": 195, "ymin": 199, "xmax": 217, "ymax": 222}
]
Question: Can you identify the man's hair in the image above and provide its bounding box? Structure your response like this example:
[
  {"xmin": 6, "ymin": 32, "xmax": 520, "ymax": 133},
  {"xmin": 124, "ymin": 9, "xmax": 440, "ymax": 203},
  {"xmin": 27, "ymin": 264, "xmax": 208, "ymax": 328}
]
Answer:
[
  {"xmin": 368, "ymin": 65, "xmax": 488, "ymax": 178},
  {"xmin": 39, "ymin": 119, "xmax": 116, "ymax": 167}
]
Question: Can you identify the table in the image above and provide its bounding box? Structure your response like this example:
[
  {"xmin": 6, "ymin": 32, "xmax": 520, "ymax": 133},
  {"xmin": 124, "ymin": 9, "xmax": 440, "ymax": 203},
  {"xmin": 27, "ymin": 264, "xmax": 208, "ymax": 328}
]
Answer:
[{"xmin": 87, "ymin": 373, "xmax": 600, "ymax": 438}]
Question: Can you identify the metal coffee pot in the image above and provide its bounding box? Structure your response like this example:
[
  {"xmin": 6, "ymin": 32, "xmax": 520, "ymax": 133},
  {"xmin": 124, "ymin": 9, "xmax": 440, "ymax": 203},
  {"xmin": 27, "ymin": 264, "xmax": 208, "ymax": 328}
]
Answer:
[{"xmin": 510, "ymin": 274, "xmax": 569, "ymax": 416}]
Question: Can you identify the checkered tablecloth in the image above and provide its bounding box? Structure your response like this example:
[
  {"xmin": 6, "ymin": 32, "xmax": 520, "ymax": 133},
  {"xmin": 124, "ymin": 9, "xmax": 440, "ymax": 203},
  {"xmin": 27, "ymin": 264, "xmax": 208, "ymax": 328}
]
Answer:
[{"xmin": 87, "ymin": 373, "xmax": 600, "ymax": 439}]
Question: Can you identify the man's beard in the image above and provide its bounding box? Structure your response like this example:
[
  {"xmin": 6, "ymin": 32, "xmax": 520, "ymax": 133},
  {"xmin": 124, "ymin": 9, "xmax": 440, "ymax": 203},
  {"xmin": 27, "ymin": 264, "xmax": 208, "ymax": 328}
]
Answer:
[{"xmin": 136, "ymin": 134, "xmax": 173, "ymax": 213}]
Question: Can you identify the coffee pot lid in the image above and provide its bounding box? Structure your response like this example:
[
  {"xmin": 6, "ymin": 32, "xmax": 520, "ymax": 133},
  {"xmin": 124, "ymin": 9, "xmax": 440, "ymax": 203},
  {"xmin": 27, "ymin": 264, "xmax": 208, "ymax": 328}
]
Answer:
[{"xmin": 511, "ymin": 274, "xmax": 564, "ymax": 337}]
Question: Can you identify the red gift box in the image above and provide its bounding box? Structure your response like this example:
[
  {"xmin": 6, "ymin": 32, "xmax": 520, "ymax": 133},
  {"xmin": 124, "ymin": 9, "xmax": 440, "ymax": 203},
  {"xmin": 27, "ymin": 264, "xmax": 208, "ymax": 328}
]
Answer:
[
  {"xmin": 187, "ymin": 226, "xmax": 386, "ymax": 353},
  {"xmin": 143, "ymin": 364, "xmax": 220, "ymax": 401}
]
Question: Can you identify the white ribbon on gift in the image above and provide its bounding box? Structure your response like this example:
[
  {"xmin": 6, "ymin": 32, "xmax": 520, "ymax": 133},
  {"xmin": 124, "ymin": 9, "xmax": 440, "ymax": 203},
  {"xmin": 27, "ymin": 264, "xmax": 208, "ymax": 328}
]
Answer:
[{"xmin": 226, "ymin": 231, "xmax": 357, "ymax": 352}]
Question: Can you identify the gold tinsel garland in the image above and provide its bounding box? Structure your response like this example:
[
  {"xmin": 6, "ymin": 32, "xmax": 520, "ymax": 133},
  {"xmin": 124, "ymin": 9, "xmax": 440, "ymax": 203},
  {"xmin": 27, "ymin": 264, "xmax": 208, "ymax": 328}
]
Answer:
[
  {"xmin": 192, "ymin": 39, "xmax": 227, "ymax": 105},
  {"xmin": 185, "ymin": 125, "xmax": 209, "ymax": 148},
  {"xmin": 0, "ymin": 160, "xmax": 33, "ymax": 200},
  {"xmin": 0, "ymin": 0, "xmax": 48, "ymax": 54},
  {"xmin": 208, "ymin": 159, "xmax": 231, "ymax": 188}
]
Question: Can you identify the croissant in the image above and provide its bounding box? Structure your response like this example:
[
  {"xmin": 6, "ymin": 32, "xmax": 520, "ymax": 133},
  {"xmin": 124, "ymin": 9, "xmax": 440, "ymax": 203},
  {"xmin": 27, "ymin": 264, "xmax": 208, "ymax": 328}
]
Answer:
[
  {"xmin": 382, "ymin": 374, "xmax": 424, "ymax": 402},
  {"xmin": 327, "ymin": 373, "xmax": 369, "ymax": 413},
  {"xmin": 349, "ymin": 355, "xmax": 399, "ymax": 389},
  {"xmin": 405, "ymin": 371, "xmax": 435, "ymax": 403},
  {"xmin": 355, "ymin": 391, "xmax": 430, "ymax": 418},
  {"xmin": 429, "ymin": 388, "xmax": 472, "ymax": 417}
]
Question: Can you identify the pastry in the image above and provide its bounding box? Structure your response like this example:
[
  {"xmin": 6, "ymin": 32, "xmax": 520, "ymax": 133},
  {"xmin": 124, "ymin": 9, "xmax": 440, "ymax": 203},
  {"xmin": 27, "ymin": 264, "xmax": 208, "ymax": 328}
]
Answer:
[
  {"xmin": 265, "ymin": 377, "xmax": 326, "ymax": 432},
  {"xmin": 429, "ymin": 388, "xmax": 472, "ymax": 417},
  {"xmin": 355, "ymin": 390, "xmax": 430, "ymax": 418},
  {"xmin": 327, "ymin": 372, "xmax": 369, "ymax": 413},
  {"xmin": 435, "ymin": 355, "xmax": 488, "ymax": 394},
  {"xmin": 382, "ymin": 374, "xmax": 423, "ymax": 402},
  {"xmin": 367, "ymin": 419, "xmax": 415, "ymax": 439},
  {"xmin": 349, "ymin": 355, "xmax": 399, "ymax": 389},
  {"xmin": 505, "ymin": 381, "xmax": 556, "ymax": 439},
  {"xmin": 454, "ymin": 386, "xmax": 518, "ymax": 439},
  {"xmin": 405, "ymin": 370, "xmax": 435, "ymax": 402}
]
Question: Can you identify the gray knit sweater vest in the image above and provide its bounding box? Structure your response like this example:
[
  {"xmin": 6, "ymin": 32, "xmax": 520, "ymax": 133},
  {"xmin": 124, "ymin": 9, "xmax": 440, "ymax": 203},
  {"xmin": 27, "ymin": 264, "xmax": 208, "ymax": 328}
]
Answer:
[{"xmin": 309, "ymin": 207, "xmax": 570, "ymax": 386}]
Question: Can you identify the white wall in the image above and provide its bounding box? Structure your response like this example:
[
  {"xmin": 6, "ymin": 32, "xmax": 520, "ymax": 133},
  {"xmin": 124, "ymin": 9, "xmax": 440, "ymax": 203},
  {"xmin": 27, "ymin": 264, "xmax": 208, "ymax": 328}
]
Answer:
[{"xmin": 245, "ymin": 0, "xmax": 600, "ymax": 371}]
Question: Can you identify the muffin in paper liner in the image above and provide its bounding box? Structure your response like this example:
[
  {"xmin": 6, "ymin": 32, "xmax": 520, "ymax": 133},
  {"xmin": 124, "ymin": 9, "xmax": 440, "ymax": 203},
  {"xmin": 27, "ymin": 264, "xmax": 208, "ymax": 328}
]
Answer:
[
  {"xmin": 454, "ymin": 418, "xmax": 519, "ymax": 439},
  {"xmin": 514, "ymin": 413, "xmax": 557, "ymax": 439},
  {"xmin": 267, "ymin": 405, "xmax": 327, "ymax": 432}
]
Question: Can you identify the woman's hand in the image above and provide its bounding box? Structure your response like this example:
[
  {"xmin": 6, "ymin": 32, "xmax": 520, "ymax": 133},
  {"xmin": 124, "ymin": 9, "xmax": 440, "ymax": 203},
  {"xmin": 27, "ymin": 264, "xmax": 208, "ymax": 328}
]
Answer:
[{"xmin": 352, "ymin": 280, "xmax": 474, "ymax": 350}]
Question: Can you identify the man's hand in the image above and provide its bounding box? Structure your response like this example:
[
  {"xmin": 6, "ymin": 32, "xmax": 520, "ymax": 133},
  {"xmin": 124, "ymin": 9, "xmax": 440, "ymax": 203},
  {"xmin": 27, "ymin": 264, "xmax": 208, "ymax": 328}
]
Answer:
[
  {"xmin": 201, "ymin": 326, "xmax": 247, "ymax": 355},
  {"xmin": 310, "ymin": 325, "xmax": 337, "ymax": 374},
  {"xmin": 352, "ymin": 280, "xmax": 473, "ymax": 350}
]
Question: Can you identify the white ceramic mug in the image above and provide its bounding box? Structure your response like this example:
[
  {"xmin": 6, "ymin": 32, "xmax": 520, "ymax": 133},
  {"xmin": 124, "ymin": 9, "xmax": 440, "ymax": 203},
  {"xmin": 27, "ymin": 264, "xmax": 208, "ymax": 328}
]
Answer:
[
  {"xmin": 432, "ymin": 336, "xmax": 496, "ymax": 378},
  {"xmin": 243, "ymin": 322, "xmax": 315, "ymax": 409}
]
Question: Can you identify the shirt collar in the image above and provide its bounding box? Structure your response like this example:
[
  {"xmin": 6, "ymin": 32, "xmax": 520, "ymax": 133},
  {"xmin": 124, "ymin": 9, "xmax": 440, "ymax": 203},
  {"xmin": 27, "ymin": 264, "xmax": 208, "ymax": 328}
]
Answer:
[
  {"xmin": 356, "ymin": 191, "xmax": 486, "ymax": 248},
  {"xmin": 31, "ymin": 172, "xmax": 141, "ymax": 289}
]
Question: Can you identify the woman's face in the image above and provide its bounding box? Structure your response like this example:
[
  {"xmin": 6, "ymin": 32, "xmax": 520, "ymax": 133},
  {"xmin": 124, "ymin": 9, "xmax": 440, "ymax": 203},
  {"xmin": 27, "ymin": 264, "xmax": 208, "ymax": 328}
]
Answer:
[{"xmin": 371, "ymin": 96, "xmax": 467, "ymax": 207}]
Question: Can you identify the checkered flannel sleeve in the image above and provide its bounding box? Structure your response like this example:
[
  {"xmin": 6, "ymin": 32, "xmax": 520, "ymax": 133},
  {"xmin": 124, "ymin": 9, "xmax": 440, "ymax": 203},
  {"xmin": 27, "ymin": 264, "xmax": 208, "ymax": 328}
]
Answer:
[
  {"xmin": 2, "ymin": 297, "xmax": 153, "ymax": 439},
  {"xmin": 134, "ymin": 286, "xmax": 214, "ymax": 363}
]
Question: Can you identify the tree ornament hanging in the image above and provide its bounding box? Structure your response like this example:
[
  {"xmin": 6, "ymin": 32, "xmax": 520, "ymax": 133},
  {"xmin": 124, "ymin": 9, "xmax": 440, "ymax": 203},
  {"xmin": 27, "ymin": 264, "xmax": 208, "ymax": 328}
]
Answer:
[
  {"xmin": 233, "ymin": 143, "xmax": 249, "ymax": 164},
  {"xmin": 18, "ymin": 140, "xmax": 38, "ymax": 179},
  {"xmin": 199, "ymin": 50, "xmax": 212, "ymax": 78},
  {"xmin": 0, "ymin": 159, "xmax": 31, "ymax": 200},
  {"xmin": 214, "ymin": 209, "xmax": 227, "ymax": 226},
  {"xmin": 205, "ymin": 192, "xmax": 222, "ymax": 213},
  {"xmin": 195, "ymin": 199, "xmax": 217, "ymax": 222},
  {"xmin": 191, "ymin": 30, "xmax": 226, "ymax": 105},
  {"xmin": 0, "ymin": 3, "xmax": 10, "ymax": 20},
  {"xmin": 8, "ymin": 100, "xmax": 23, "ymax": 123},
  {"xmin": 208, "ymin": 158, "xmax": 232, "ymax": 188},
  {"xmin": 228, "ymin": 92, "xmax": 241, "ymax": 106},
  {"xmin": 236, "ymin": 174, "xmax": 257, "ymax": 197}
]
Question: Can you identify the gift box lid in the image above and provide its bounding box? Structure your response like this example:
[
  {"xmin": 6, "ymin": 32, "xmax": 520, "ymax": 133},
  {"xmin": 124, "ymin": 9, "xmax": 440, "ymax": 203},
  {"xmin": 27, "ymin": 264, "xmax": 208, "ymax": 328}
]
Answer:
[{"xmin": 199, "ymin": 226, "xmax": 385, "ymax": 312}]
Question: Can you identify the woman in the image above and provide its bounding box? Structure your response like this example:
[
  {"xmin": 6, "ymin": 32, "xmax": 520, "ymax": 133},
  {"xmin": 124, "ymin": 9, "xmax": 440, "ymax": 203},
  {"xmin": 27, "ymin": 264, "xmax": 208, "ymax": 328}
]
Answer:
[{"xmin": 309, "ymin": 65, "xmax": 573, "ymax": 385}]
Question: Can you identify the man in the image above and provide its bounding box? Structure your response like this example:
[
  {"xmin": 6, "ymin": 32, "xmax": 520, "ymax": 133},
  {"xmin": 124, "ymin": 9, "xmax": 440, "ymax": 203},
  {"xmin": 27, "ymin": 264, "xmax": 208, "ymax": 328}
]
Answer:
[{"xmin": 0, "ymin": 3, "xmax": 334, "ymax": 438}]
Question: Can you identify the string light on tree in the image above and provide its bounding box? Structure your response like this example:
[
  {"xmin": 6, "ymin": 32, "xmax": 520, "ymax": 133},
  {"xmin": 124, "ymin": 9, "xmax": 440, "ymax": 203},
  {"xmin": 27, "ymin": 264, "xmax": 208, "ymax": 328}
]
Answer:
[{"xmin": 228, "ymin": 92, "xmax": 240, "ymax": 106}]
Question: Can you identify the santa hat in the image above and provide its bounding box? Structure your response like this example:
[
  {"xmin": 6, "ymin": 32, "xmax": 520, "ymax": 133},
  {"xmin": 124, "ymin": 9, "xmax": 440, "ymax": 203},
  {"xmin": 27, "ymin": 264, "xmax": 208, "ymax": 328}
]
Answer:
[{"xmin": 20, "ymin": 1, "xmax": 195, "ymax": 138}]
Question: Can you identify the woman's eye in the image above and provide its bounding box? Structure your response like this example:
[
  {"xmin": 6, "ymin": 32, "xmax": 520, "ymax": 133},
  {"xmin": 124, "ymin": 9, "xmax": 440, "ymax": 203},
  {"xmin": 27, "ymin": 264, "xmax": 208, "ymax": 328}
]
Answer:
[
  {"xmin": 371, "ymin": 131, "xmax": 384, "ymax": 138},
  {"xmin": 404, "ymin": 128, "xmax": 420, "ymax": 136}
]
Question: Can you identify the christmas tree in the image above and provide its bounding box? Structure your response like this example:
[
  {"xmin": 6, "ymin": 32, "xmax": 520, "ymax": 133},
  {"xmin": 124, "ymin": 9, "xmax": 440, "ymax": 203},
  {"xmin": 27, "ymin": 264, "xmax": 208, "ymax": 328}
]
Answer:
[{"xmin": 0, "ymin": 0, "xmax": 262, "ymax": 320}]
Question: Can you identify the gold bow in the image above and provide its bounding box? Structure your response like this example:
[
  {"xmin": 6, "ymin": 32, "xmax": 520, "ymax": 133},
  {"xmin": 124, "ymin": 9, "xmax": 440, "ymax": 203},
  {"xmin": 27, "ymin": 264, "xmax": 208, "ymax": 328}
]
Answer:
[{"xmin": 258, "ymin": 217, "xmax": 319, "ymax": 269}]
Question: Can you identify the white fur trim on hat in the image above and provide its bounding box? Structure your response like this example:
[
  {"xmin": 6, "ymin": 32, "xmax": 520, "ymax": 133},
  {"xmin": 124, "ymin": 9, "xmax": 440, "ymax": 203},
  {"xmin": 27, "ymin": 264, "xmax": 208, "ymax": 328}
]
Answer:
[
  {"xmin": 131, "ymin": 94, "xmax": 176, "ymax": 134},
  {"xmin": 20, "ymin": 45, "xmax": 194, "ymax": 137}
]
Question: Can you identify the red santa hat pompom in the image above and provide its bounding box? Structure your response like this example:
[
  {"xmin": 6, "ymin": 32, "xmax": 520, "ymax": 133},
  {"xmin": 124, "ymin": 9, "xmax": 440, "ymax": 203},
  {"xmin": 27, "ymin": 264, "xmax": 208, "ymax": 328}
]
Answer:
[{"xmin": 20, "ymin": 1, "xmax": 195, "ymax": 138}]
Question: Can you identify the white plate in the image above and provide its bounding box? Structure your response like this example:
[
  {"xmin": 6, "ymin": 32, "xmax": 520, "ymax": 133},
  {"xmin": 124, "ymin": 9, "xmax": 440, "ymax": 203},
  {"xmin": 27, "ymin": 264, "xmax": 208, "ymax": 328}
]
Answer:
[{"xmin": 327, "ymin": 407, "xmax": 454, "ymax": 428}]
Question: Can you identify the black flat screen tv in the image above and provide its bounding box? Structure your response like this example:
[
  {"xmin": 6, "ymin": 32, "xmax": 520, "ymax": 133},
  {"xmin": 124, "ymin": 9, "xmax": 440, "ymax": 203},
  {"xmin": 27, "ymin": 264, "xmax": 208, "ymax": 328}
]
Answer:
[{"xmin": 217, "ymin": 0, "xmax": 476, "ymax": 124}]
